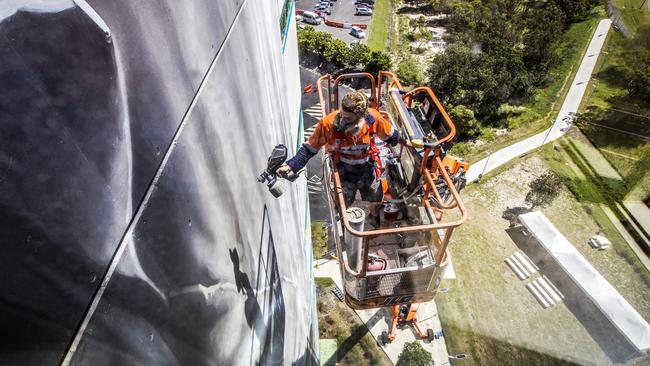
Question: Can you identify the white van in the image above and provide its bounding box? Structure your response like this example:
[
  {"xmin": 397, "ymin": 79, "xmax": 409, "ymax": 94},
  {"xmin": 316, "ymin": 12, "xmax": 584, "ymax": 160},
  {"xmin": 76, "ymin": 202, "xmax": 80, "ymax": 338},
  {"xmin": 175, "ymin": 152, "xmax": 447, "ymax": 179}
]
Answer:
[{"xmin": 302, "ymin": 11, "xmax": 322, "ymax": 25}]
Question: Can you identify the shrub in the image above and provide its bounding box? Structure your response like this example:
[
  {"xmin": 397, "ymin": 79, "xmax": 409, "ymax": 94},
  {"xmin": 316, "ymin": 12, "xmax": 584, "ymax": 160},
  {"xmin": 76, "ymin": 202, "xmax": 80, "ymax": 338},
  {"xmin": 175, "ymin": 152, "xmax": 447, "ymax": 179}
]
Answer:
[
  {"xmin": 397, "ymin": 57, "xmax": 424, "ymax": 86},
  {"xmin": 479, "ymin": 127, "xmax": 496, "ymax": 142},
  {"xmin": 448, "ymin": 141, "xmax": 473, "ymax": 157},
  {"xmin": 364, "ymin": 50, "xmax": 392, "ymax": 76},
  {"xmin": 396, "ymin": 341, "xmax": 434, "ymax": 366},
  {"xmin": 348, "ymin": 42, "xmax": 371, "ymax": 67},
  {"xmin": 448, "ymin": 104, "xmax": 481, "ymax": 138}
]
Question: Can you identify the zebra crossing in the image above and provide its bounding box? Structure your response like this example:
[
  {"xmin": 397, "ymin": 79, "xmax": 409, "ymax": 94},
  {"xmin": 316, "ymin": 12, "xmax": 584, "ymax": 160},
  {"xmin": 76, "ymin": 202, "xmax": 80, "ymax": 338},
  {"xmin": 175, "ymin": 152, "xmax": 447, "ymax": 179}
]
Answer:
[
  {"xmin": 526, "ymin": 276, "xmax": 565, "ymax": 309},
  {"xmin": 302, "ymin": 103, "xmax": 324, "ymax": 141},
  {"xmin": 505, "ymin": 250, "xmax": 565, "ymax": 309},
  {"xmin": 505, "ymin": 250, "xmax": 539, "ymax": 280},
  {"xmin": 304, "ymin": 125, "xmax": 317, "ymax": 141},
  {"xmin": 303, "ymin": 103, "xmax": 323, "ymax": 121}
]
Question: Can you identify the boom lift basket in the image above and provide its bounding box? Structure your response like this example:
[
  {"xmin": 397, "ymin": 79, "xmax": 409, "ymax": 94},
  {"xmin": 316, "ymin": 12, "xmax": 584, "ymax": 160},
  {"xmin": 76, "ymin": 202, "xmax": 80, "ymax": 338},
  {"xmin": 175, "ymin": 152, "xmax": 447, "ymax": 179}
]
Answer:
[{"xmin": 316, "ymin": 72, "xmax": 469, "ymax": 310}]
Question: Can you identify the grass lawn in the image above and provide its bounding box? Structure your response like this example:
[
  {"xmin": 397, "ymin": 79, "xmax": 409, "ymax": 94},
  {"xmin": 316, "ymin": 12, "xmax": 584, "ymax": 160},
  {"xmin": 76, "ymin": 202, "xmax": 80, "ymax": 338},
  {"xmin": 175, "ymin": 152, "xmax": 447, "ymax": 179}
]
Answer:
[
  {"xmin": 367, "ymin": 0, "xmax": 390, "ymax": 51},
  {"xmin": 316, "ymin": 277, "xmax": 392, "ymax": 365},
  {"xmin": 311, "ymin": 221, "xmax": 328, "ymax": 259},
  {"xmin": 437, "ymin": 153, "xmax": 650, "ymax": 365},
  {"xmin": 459, "ymin": 15, "xmax": 602, "ymax": 163},
  {"xmin": 613, "ymin": 0, "xmax": 650, "ymax": 35},
  {"xmin": 580, "ymin": 124, "xmax": 650, "ymax": 200},
  {"xmin": 578, "ymin": 12, "xmax": 650, "ymax": 201}
]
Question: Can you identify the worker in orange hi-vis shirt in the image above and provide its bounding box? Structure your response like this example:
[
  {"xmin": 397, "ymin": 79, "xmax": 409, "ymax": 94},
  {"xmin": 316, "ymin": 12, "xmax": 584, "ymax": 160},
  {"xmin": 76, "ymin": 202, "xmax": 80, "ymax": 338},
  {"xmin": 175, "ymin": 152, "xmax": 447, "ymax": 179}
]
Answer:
[{"xmin": 277, "ymin": 90, "xmax": 411, "ymax": 226}]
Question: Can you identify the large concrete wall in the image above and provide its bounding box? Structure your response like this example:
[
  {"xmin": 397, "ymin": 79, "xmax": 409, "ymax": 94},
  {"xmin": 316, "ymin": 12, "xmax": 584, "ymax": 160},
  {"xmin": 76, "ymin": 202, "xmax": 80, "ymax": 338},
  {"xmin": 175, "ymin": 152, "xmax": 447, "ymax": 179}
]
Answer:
[{"xmin": 0, "ymin": 0, "xmax": 316, "ymax": 365}]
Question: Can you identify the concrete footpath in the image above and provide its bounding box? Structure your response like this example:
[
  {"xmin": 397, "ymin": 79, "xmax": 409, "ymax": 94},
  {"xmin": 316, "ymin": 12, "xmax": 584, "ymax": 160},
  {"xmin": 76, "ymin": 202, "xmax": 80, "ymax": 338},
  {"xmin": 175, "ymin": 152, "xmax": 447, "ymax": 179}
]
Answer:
[
  {"xmin": 314, "ymin": 258, "xmax": 450, "ymax": 365},
  {"xmin": 623, "ymin": 202, "xmax": 650, "ymax": 242}
]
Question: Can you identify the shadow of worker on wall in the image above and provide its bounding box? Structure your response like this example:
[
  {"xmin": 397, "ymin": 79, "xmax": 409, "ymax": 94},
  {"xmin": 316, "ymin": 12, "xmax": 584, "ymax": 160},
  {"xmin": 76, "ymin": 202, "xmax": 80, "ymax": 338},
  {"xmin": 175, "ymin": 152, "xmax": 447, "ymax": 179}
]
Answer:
[{"xmin": 228, "ymin": 205, "xmax": 286, "ymax": 365}]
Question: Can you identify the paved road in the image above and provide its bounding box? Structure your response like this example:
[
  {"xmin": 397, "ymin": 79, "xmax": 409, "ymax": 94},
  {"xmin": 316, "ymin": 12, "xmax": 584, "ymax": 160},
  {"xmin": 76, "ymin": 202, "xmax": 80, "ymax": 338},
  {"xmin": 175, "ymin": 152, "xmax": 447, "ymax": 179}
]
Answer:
[
  {"xmin": 466, "ymin": 19, "xmax": 613, "ymax": 182},
  {"xmin": 296, "ymin": 0, "xmax": 372, "ymax": 44}
]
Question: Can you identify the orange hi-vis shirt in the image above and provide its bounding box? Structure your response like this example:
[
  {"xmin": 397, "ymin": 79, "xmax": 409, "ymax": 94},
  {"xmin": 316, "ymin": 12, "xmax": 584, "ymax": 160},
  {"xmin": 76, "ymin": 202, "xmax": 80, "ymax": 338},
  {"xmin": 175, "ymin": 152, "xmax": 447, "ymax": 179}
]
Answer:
[{"xmin": 303, "ymin": 108, "xmax": 398, "ymax": 165}]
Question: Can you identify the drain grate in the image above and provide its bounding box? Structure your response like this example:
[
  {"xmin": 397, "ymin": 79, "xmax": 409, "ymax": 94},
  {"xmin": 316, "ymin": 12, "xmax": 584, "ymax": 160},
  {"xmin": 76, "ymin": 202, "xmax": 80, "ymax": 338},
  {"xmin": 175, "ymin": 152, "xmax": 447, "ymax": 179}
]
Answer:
[{"xmin": 331, "ymin": 287, "xmax": 344, "ymax": 302}]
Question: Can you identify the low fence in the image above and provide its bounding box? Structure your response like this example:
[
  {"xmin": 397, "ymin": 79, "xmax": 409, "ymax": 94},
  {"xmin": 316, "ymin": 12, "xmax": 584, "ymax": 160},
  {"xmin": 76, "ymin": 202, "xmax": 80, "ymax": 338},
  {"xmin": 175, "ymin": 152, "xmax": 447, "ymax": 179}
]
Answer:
[{"xmin": 607, "ymin": 1, "xmax": 632, "ymax": 38}]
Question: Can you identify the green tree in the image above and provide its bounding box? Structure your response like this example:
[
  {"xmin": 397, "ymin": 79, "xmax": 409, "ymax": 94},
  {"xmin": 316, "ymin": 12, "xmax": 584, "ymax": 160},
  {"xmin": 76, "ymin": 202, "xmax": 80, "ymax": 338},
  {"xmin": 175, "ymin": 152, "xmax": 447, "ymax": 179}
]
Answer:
[
  {"xmin": 364, "ymin": 50, "xmax": 392, "ymax": 75},
  {"xmin": 448, "ymin": 104, "xmax": 480, "ymax": 138},
  {"xmin": 297, "ymin": 26, "xmax": 318, "ymax": 56},
  {"xmin": 396, "ymin": 342, "xmax": 434, "ymax": 366},
  {"xmin": 522, "ymin": 2, "xmax": 565, "ymax": 86},
  {"xmin": 428, "ymin": 37, "xmax": 532, "ymax": 123},
  {"xmin": 397, "ymin": 57, "xmax": 425, "ymax": 86},
  {"xmin": 551, "ymin": 0, "xmax": 599, "ymax": 23},
  {"xmin": 526, "ymin": 173, "xmax": 563, "ymax": 209},
  {"xmin": 348, "ymin": 42, "xmax": 371, "ymax": 68},
  {"xmin": 323, "ymin": 38, "xmax": 351, "ymax": 68}
]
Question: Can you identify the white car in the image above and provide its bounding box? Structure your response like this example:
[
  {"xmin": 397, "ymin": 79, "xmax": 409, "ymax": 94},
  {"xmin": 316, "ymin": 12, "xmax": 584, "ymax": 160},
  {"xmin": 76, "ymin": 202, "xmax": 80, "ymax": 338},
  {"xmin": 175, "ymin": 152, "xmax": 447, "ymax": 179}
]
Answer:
[
  {"xmin": 355, "ymin": 6, "xmax": 372, "ymax": 15},
  {"xmin": 350, "ymin": 26, "xmax": 365, "ymax": 39},
  {"xmin": 314, "ymin": 3, "xmax": 331, "ymax": 14}
]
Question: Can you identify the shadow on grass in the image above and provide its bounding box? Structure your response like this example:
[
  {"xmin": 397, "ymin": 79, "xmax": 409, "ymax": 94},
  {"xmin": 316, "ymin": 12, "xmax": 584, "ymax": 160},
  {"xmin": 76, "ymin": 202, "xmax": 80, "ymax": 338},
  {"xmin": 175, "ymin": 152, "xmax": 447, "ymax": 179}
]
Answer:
[
  {"xmin": 594, "ymin": 65, "xmax": 629, "ymax": 90},
  {"xmin": 441, "ymin": 321, "xmax": 583, "ymax": 366},
  {"xmin": 559, "ymin": 139, "xmax": 629, "ymax": 202},
  {"xmin": 578, "ymin": 121, "xmax": 650, "ymax": 191},
  {"xmin": 506, "ymin": 227, "xmax": 646, "ymax": 364},
  {"xmin": 322, "ymin": 308, "xmax": 388, "ymax": 365},
  {"xmin": 503, "ymin": 206, "xmax": 532, "ymax": 227},
  {"xmin": 580, "ymin": 107, "xmax": 650, "ymax": 138}
]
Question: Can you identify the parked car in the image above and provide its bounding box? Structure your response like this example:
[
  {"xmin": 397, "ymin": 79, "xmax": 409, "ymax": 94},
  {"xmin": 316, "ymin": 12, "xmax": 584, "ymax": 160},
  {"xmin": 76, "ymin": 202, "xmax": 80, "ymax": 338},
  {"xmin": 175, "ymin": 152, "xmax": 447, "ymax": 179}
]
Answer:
[
  {"xmin": 314, "ymin": 4, "xmax": 331, "ymax": 14},
  {"xmin": 302, "ymin": 11, "xmax": 322, "ymax": 25},
  {"xmin": 355, "ymin": 6, "xmax": 372, "ymax": 15},
  {"xmin": 350, "ymin": 26, "xmax": 365, "ymax": 39},
  {"xmin": 357, "ymin": 2, "xmax": 374, "ymax": 8},
  {"xmin": 355, "ymin": 0, "xmax": 374, "ymax": 4}
]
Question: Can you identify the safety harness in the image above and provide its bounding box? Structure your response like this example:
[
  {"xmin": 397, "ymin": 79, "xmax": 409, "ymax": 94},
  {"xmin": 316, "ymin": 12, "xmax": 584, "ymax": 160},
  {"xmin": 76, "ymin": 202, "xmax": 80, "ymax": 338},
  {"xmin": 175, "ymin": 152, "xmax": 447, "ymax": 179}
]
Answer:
[{"xmin": 331, "ymin": 112, "xmax": 384, "ymax": 187}]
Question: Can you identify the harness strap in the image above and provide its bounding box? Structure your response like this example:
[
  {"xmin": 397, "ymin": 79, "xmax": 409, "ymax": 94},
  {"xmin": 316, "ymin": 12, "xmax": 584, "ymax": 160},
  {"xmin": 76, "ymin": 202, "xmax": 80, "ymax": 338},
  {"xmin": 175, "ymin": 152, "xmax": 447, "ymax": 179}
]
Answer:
[
  {"xmin": 367, "ymin": 122, "xmax": 383, "ymax": 180},
  {"xmin": 330, "ymin": 112, "xmax": 384, "ymax": 181}
]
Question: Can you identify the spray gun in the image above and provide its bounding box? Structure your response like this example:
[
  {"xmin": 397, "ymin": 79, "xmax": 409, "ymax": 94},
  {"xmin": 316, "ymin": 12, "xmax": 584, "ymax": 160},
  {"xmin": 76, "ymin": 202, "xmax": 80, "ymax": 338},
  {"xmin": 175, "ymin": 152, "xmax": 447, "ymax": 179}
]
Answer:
[{"xmin": 257, "ymin": 144, "xmax": 302, "ymax": 197}]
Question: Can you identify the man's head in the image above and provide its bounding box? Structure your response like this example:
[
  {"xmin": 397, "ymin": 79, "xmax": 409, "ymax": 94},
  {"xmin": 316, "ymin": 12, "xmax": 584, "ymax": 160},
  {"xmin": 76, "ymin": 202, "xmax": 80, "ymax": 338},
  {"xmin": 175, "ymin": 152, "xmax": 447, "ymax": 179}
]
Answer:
[{"xmin": 338, "ymin": 91, "xmax": 368, "ymax": 135}]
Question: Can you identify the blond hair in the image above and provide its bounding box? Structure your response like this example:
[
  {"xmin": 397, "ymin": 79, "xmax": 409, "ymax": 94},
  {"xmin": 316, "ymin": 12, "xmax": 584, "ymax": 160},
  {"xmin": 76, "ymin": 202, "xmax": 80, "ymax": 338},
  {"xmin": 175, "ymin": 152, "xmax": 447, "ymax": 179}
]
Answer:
[{"xmin": 341, "ymin": 91, "xmax": 368, "ymax": 115}]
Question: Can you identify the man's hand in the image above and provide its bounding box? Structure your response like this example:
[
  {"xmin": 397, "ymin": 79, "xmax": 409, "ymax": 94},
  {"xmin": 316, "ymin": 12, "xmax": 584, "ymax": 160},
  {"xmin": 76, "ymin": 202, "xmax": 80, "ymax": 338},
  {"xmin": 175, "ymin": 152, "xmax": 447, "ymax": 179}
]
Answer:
[
  {"xmin": 276, "ymin": 163, "xmax": 292, "ymax": 177},
  {"xmin": 401, "ymin": 139, "xmax": 413, "ymax": 148}
]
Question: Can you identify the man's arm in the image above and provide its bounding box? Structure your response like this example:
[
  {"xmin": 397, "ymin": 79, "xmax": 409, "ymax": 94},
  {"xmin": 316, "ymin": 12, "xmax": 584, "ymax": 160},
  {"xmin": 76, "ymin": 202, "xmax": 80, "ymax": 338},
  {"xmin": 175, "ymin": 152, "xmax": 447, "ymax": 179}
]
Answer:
[
  {"xmin": 375, "ymin": 113, "xmax": 412, "ymax": 147},
  {"xmin": 277, "ymin": 123, "xmax": 326, "ymax": 175},
  {"xmin": 285, "ymin": 143, "xmax": 318, "ymax": 172}
]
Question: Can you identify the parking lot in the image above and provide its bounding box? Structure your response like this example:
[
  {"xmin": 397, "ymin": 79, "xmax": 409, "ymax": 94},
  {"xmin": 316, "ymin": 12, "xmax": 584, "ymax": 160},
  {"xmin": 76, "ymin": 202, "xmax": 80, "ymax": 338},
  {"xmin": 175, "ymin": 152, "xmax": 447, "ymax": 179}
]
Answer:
[{"xmin": 296, "ymin": 0, "xmax": 372, "ymax": 44}]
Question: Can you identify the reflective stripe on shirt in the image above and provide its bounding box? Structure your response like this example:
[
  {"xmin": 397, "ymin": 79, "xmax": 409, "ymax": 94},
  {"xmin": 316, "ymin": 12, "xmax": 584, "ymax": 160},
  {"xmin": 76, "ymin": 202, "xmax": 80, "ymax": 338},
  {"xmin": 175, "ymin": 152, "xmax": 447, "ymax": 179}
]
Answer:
[{"xmin": 340, "ymin": 156, "xmax": 370, "ymax": 165}]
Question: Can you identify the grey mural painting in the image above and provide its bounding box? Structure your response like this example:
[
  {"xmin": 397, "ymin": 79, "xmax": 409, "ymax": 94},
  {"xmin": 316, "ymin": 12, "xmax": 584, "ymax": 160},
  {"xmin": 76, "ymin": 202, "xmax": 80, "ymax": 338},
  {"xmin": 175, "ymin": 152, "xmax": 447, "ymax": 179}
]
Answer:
[{"xmin": 0, "ymin": 0, "xmax": 317, "ymax": 365}]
